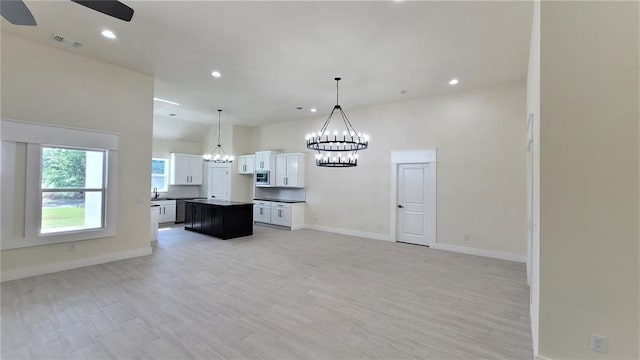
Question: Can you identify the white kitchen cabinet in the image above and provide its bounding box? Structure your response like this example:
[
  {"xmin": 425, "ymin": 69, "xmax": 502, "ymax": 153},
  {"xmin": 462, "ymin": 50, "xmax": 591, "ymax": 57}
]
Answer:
[
  {"xmin": 253, "ymin": 201, "xmax": 304, "ymax": 230},
  {"xmin": 151, "ymin": 200, "xmax": 176, "ymax": 223},
  {"xmin": 150, "ymin": 206, "xmax": 159, "ymax": 242},
  {"xmin": 270, "ymin": 205, "xmax": 291, "ymax": 227},
  {"xmin": 253, "ymin": 201, "xmax": 271, "ymax": 223},
  {"xmin": 170, "ymin": 153, "xmax": 203, "ymax": 185},
  {"xmin": 275, "ymin": 153, "xmax": 305, "ymax": 188},
  {"xmin": 254, "ymin": 151, "xmax": 278, "ymax": 171},
  {"xmin": 237, "ymin": 155, "xmax": 255, "ymax": 174}
]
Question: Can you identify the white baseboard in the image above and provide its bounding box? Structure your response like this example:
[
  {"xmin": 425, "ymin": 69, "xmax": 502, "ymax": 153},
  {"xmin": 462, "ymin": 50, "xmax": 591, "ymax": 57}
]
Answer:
[
  {"xmin": 531, "ymin": 306, "xmax": 539, "ymax": 360},
  {"xmin": 536, "ymin": 355, "xmax": 552, "ymax": 360},
  {"xmin": 304, "ymin": 224, "xmax": 391, "ymax": 242},
  {"xmin": 430, "ymin": 243, "xmax": 526, "ymax": 263},
  {"xmin": 1, "ymin": 247, "xmax": 152, "ymax": 282},
  {"xmin": 303, "ymin": 225, "xmax": 524, "ymax": 263}
]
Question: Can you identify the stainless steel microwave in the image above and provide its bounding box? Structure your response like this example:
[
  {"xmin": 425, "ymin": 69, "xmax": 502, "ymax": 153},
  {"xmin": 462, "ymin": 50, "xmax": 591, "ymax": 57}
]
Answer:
[{"xmin": 255, "ymin": 171, "xmax": 275, "ymax": 187}]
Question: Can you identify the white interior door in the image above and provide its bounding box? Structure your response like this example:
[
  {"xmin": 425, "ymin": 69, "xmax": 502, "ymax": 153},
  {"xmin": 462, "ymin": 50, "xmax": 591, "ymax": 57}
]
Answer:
[
  {"xmin": 208, "ymin": 164, "xmax": 230, "ymax": 201},
  {"xmin": 397, "ymin": 163, "xmax": 432, "ymax": 246}
]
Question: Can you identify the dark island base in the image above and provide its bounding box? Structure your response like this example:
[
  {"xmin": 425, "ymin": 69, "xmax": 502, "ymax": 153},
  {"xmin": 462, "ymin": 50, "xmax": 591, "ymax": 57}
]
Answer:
[{"xmin": 184, "ymin": 200, "xmax": 253, "ymax": 240}]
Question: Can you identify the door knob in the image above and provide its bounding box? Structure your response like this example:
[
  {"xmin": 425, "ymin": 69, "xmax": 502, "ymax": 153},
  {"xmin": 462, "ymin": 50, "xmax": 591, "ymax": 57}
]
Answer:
[{"xmin": 398, "ymin": 205, "xmax": 404, "ymax": 208}]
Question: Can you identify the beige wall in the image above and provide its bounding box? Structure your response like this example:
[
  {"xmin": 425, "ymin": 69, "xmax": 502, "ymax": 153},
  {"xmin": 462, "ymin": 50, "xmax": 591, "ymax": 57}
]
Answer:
[
  {"xmin": 231, "ymin": 125, "xmax": 256, "ymax": 202},
  {"xmin": 253, "ymin": 80, "xmax": 527, "ymax": 257},
  {"xmin": 539, "ymin": 2, "xmax": 639, "ymax": 359},
  {"xmin": 152, "ymin": 138, "xmax": 201, "ymax": 158},
  {"xmin": 0, "ymin": 34, "xmax": 154, "ymax": 276}
]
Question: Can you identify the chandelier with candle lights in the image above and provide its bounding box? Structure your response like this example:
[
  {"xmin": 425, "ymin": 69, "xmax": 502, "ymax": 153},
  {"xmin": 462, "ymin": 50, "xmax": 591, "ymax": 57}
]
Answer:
[{"xmin": 305, "ymin": 77, "xmax": 369, "ymax": 167}]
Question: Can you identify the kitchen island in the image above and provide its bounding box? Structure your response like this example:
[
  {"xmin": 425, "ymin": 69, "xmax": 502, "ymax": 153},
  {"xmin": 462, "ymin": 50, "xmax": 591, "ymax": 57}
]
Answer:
[{"xmin": 184, "ymin": 199, "xmax": 254, "ymax": 239}]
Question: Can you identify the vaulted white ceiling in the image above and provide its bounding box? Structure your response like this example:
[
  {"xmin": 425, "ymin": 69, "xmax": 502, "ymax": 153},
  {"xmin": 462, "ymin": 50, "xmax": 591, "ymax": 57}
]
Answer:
[{"xmin": 2, "ymin": 1, "xmax": 532, "ymax": 141}]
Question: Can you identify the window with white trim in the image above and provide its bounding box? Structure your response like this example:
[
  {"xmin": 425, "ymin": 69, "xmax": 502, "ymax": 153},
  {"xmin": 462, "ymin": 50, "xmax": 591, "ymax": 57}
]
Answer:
[
  {"xmin": 40, "ymin": 146, "xmax": 107, "ymax": 234},
  {"xmin": 1, "ymin": 119, "xmax": 118, "ymax": 250},
  {"xmin": 151, "ymin": 158, "xmax": 168, "ymax": 192}
]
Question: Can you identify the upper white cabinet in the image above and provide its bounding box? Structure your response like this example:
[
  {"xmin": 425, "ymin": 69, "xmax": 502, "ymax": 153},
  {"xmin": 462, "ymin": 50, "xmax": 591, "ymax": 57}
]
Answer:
[
  {"xmin": 275, "ymin": 153, "xmax": 305, "ymax": 188},
  {"xmin": 255, "ymin": 151, "xmax": 277, "ymax": 171},
  {"xmin": 237, "ymin": 154, "xmax": 255, "ymax": 174},
  {"xmin": 170, "ymin": 153, "xmax": 203, "ymax": 185}
]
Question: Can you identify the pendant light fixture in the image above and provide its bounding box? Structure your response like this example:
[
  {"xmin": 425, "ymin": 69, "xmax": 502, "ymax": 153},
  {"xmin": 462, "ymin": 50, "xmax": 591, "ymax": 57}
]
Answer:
[
  {"xmin": 203, "ymin": 109, "xmax": 233, "ymax": 163},
  {"xmin": 305, "ymin": 77, "xmax": 369, "ymax": 167}
]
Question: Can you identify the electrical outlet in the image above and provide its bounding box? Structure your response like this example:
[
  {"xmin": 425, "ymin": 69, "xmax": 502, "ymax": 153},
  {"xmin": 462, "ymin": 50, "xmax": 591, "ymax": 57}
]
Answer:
[
  {"xmin": 68, "ymin": 243, "xmax": 76, "ymax": 252},
  {"xmin": 590, "ymin": 334, "xmax": 608, "ymax": 354},
  {"xmin": 464, "ymin": 234, "xmax": 470, "ymax": 241}
]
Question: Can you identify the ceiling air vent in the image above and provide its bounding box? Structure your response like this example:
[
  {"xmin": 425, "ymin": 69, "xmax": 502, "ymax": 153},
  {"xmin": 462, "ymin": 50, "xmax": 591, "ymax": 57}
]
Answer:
[{"xmin": 50, "ymin": 34, "xmax": 82, "ymax": 49}]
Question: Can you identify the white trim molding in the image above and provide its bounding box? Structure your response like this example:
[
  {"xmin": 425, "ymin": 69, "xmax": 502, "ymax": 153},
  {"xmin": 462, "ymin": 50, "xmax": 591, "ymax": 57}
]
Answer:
[
  {"xmin": 304, "ymin": 224, "xmax": 391, "ymax": 242},
  {"xmin": 1, "ymin": 247, "xmax": 152, "ymax": 282},
  {"xmin": 531, "ymin": 306, "xmax": 539, "ymax": 360},
  {"xmin": 1, "ymin": 118, "xmax": 119, "ymax": 150},
  {"xmin": 390, "ymin": 149, "xmax": 438, "ymax": 164},
  {"xmin": 430, "ymin": 242, "xmax": 526, "ymax": 263}
]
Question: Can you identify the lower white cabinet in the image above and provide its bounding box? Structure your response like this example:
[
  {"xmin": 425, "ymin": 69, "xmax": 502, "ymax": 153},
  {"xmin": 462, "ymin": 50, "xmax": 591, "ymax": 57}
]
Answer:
[
  {"xmin": 150, "ymin": 206, "xmax": 159, "ymax": 242},
  {"xmin": 271, "ymin": 206, "xmax": 291, "ymax": 227},
  {"xmin": 151, "ymin": 200, "xmax": 176, "ymax": 223},
  {"xmin": 254, "ymin": 201, "xmax": 271, "ymax": 223},
  {"xmin": 253, "ymin": 201, "xmax": 304, "ymax": 230}
]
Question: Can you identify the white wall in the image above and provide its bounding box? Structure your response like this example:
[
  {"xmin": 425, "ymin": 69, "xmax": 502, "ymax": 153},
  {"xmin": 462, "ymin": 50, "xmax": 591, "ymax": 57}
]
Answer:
[
  {"xmin": 253, "ymin": 80, "xmax": 527, "ymax": 258},
  {"xmin": 152, "ymin": 138, "xmax": 202, "ymax": 198},
  {"xmin": 0, "ymin": 34, "xmax": 154, "ymax": 279},
  {"xmin": 538, "ymin": 2, "xmax": 639, "ymax": 359},
  {"xmin": 526, "ymin": 0, "xmax": 541, "ymax": 356}
]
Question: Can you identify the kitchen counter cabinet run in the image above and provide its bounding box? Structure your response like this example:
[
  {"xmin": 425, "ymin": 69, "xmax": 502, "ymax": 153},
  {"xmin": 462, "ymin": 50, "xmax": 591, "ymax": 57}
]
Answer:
[{"xmin": 184, "ymin": 200, "xmax": 253, "ymax": 239}]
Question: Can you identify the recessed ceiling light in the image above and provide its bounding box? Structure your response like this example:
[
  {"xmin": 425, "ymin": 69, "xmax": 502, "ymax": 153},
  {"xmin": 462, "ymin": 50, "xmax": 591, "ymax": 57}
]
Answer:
[
  {"xmin": 400, "ymin": 89, "xmax": 408, "ymax": 94},
  {"xmin": 153, "ymin": 97, "xmax": 180, "ymax": 106},
  {"xmin": 449, "ymin": 78, "xmax": 459, "ymax": 85},
  {"xmin": 101, "ymin": 30, "xmax": 116, "ymax": 39},
  {"xmin": 169, "ymin": 113, "xmax": 176, "ymax": 117},
  {"xmin": 211, "ymin": 71, "xmax": 221, "ymax": 78},
  {"xmin": 296, "ymin": 107, "xmax": 303, "ymax": 110},
  {"xmin": 310, "ymin": 108, "xmax": 317, "ymax": 113}
]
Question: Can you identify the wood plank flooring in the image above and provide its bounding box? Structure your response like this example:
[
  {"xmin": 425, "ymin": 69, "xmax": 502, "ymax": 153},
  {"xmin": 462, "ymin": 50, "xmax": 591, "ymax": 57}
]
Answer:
[{"xmin": 1, "ymin": 226, "xmax": 533, "ymax": 359}]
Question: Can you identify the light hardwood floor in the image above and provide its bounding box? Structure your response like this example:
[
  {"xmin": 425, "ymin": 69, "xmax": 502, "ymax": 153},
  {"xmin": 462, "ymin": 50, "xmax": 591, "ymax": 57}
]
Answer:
[{"xmin": 1, "ymin": 226, "xmax": 532, "ymax": 359}]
